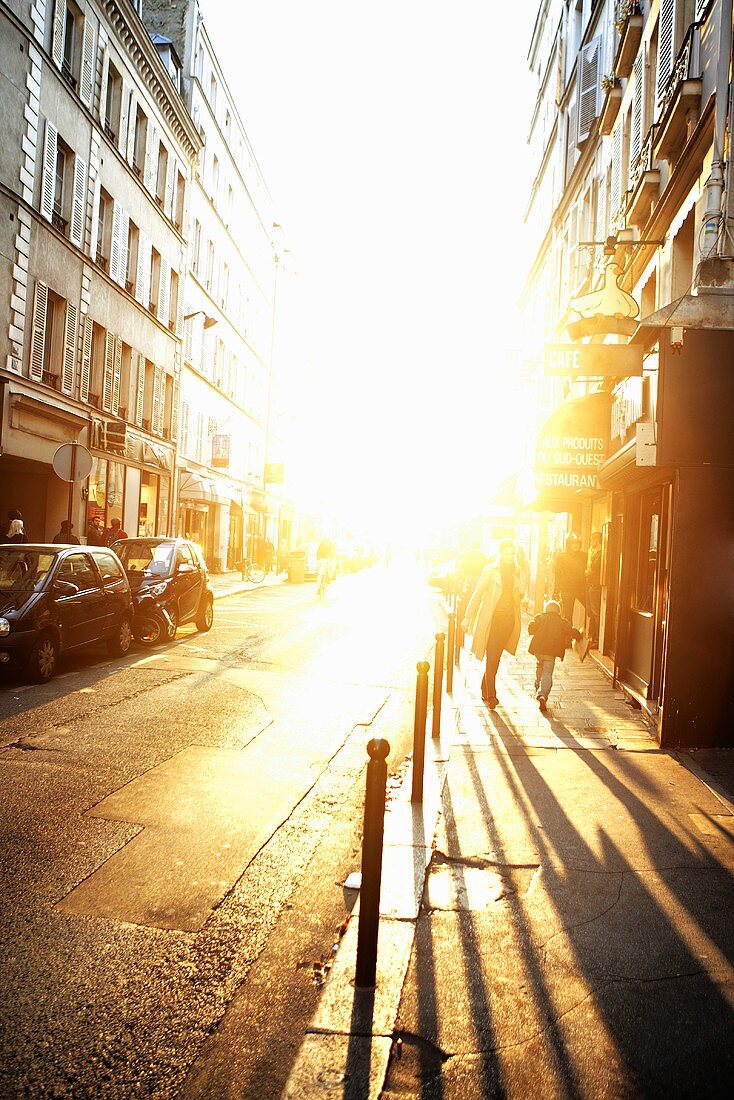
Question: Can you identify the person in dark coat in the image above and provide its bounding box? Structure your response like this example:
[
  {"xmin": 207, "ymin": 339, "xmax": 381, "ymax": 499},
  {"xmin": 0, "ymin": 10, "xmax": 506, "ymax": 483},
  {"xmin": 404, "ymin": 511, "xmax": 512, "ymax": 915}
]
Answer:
[
  {"xmin": 554, "ymin": 533, "xmax": 587, "ymax": 624},
  {"xmin": 5, "ymin": 518, "xmax": 28, "ymax": 543},
  {"xmin": 105, "ymin": 518, "xmax": 128, "ymax": 545},
  {"xmin": 86, "ymin": 515, "xmax": 105, "ymax": 545},
  {"xmin": 53, "ymin": 520, "xmax": 80, "ymax": 545},
  {"xmin": 528, "ymin": 599, "xmax": 583, "ymax": 710}
]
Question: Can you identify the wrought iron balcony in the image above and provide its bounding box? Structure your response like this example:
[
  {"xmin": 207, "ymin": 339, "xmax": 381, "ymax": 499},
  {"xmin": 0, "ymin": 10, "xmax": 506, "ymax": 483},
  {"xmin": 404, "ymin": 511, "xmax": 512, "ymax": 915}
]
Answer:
[
  {"xmin": 626, "ymin": 126, "xmax": 660, "ymax": 228},
  {"xmin": 51, "ymin": 208, "xmax": 67, "ymax": 234},
  {"xmin": 613, "ymin": 1, "xmax": 643, "ymax": 80},
  {"xmin": 654, "ymin": 22, "xmax": 702, "ymax": 164}
]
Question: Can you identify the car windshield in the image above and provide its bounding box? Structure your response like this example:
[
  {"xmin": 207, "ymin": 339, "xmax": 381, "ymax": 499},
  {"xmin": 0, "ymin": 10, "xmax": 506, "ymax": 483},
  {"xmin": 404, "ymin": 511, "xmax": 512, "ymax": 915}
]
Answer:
[
  {"xmin": 0, "ymin": 548, "xmax": 56, "ymax": 599},
  {"xmin": 115, "ymin": 540, "xmax": 175, "ymax": 576}
]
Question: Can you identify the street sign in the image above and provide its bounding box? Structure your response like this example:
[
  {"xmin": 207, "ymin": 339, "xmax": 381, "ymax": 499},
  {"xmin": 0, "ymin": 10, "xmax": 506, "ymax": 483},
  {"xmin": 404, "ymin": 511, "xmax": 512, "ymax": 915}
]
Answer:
[
  {"xmin": 53, "ymin": 443, "xmax": 92, "ymax": 482},
  {"xmin": 544, "ymin": 343, "xmax": 644, "ymax": 377}
]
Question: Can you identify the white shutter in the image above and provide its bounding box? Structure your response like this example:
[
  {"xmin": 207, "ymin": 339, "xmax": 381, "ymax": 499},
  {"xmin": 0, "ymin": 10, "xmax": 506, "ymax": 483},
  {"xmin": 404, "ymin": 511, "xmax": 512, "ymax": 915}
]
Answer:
[
  {"xmin": 51, "ymin": 0, "xmax": 64, "ymax": 68},
  {"xmin": 184, "ymin": 316, "xmax": 194, "ymax": 362},
  {"xmin": 164, "ymin": 156, "xmax": 175, "ymax": 218},
  {"xmin": 118, "ymin": 85, "xmax": 130, "ymax": 157},
  {"xmin": 102, "ymin": 331, "xmax": 115, "ymax": 411},
  {"xmin": 40, "ymin": 120, "xmax": 58, "ymax": 223},
  {"xmin": 657, "ymin": 0, "xmax": 678, "ymax": 104},
  {"xmin": 134, "ymin": 352, "xmax": 145, "ymax": 426},
  {"xmin": 98, "ymin": 45, "xmax": 110, "ymax": 125},
  {"xmin": 109, "ymin": 200, "xmax": 123, "ymax": 283},
  {"xmin": 135, "ymin": 231, "xmax": 152, "ymax": 306},
  {"xmin": 112, "ymin": 335, "xmax": 122, "ymax": 415},
  {"xmin": 80, "ymin": 315, "xmax": 92, "ymax": 402},
  {"xmin": 29, "ymin": 281, "xmax": 48, "ymax": 382},
  {"xmin": 69, "ymin": 156, "xmax": 87, "ymax": 247},
  {"xmin": 117, "ymin": 207, "xmax": 129, "ymax": 288},
  {"xmin": 157, "ymin": 258, "xmax": 170, "ymax": 325},
  {"xmin": 126, "ymin": 94, "xmax": 137, "ymax": 163},
  {"xmin": 153, "ymin": 366, "xmax": 164, "ymax": 434},
  {"xmin": 180, "ymin": 401, "xmax": 189, "ymax": 454},
  {"xmin": 630, "ymin": 52, "xmax": 644, "ymax": 170},
  {"xmin": 88, "ymin": 173, "xmax": 101, "ymax": 262},
  {"xmin": 695, "ymin": 0, "xmax": 709, "ymax": 16},
  {"xmin": 80, "ymin": 20, "xmax": 96, "ymax": 107},
  {"xmin": 170, "ymin": 371, "xmax": 180, "ymax": 442},
  {"xmin": 61, "ymin": 302, "xmax": 77, "ymax": 394},
  {"xmin": 578, "ymin": 36, "xmax": 602, "ymax": 144},
  {"xmin": 611, "ymin": 124, "xmax": 623, "ymax": 218},
  {"xmin": 144, "ymin": 124, "xmax": 158, "ymax": 193}
]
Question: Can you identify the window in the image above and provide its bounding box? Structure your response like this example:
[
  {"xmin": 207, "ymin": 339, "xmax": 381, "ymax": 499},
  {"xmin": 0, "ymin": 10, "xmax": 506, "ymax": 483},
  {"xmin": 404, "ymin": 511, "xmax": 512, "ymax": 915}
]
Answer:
[
  {"xmin": 95, "ymin": 551, "xmax": 124, "ymax": 586},
  {"xmin": 53, "ymin": 142, "xmax": 67, "ymax": 230},
  {"xmin": 126, "ymin": 221, "xmax": 139, "ymax": 294},
  {"xmin": 211, "ymin": 154, "xmax": 219, "ymax": 200},
  {"xmin": 119, "ymin": 342, "xmax": 133, "ymax": 420},
  {"xmin": 174, "ymin": 167, "xmax": 185, "ymax": 230},
  {"xmin": 635, "ymin": 489, "xmax": 662, "ymax": 614},
  {"xmin": 209, "ymin": 73, "xmax": 217, "ymax": 112},
  {"xmin": 51, "ymin": 0, "xmax": 81, "ymax": 91},
  {"xmin": 205, "ymin": 241, "xmax": 215, "ymax": 293},
  {"xmin": 133, "ymin": 106, "xmax": 147, "ymax": 179},
  {"xmin": 192, "ymin": 219, "xmax": 202, "ymax": 275},
  {"xmin": 95, "ymin": 187, "xmax": 112, "ymax": 269},
  {"xmin": 150, "ymin": 248, "xmax": 161, "ymax": 313},
  {"xmin": 169, "ymin": 269, "xmax": 179, "ymax": 330},
  {"xmin": 103, "ymin": 62, "xmax": 122, "ymax": 142},
  {"xmin": 58, "ymin": 553, "xmax": 98, "ymax": 592},
  {"xmin": 155, "ymin": 141, "xmax": 168, "ymax": 206}
]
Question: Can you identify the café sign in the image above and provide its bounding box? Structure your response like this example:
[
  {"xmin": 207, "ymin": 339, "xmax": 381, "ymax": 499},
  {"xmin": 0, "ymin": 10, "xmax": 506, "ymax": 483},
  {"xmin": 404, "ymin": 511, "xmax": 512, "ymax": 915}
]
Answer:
[
  {"xmin": 535, "ymin": 392, "xmax": 611, "ymax": 497},
  {"xmin": 544, "ymin": 343, "xmax": 643, "ymax": 377}
]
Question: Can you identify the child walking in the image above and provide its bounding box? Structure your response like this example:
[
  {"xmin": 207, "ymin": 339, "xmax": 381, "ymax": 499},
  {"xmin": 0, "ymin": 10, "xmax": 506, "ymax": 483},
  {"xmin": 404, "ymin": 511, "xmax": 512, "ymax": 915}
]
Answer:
[{"xmin": 528, "ymin": 599, "xmax": 584, "ymax": 710}]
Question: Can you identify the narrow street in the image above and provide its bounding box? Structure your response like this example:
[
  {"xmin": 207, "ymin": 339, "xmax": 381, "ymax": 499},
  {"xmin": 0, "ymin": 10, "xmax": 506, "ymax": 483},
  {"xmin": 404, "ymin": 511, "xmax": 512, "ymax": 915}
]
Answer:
[{"xmin": 0, "ymin": 566, "xmax": 439, "ymax": 1098}]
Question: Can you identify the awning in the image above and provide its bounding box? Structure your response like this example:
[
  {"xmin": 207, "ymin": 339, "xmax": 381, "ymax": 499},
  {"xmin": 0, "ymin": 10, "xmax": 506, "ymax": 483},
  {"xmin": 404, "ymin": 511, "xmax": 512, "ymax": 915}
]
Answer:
[
  {"xmin": 530, "ymin": 391, "xmax": 612, "ymax": 511},
  {"xmin": 143, "ymin": 440, "xmax": 173, "ymax": 471},
  {"xmin": 178, "ymin": 472, "xmax": 247, "ymax": 507},
  {"xmin": 596, "ymin": 439, "xmax": 637, "ymax": 491}
]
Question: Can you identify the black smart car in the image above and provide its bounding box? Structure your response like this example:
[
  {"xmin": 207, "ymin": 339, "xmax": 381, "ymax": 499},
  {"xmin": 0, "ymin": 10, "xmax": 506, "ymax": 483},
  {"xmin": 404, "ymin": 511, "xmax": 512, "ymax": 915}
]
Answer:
[
  {"xmin": 112, "ymin": 537, "xmax": 214, "ymax": 645},
  {"xmin": 0, "ymin": 544, "xmax": 133, "ymax": 682}
]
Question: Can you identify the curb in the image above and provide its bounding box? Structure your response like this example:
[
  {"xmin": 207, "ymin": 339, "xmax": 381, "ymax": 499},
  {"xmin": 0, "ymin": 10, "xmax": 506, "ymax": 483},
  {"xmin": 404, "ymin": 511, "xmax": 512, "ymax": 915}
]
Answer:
[
  {"xmin": 210, "ymin": 573, "xmax": 287, "ymax": 601},
  {"xmin": 281, "ymin": 696, "xmax": 459, "ymax": 1099}
]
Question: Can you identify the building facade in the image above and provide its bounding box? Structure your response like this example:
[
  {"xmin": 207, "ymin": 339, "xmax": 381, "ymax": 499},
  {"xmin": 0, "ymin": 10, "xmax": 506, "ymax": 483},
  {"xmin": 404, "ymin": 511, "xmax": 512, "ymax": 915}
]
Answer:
[
  {"xmin": 141, "ymin": 0, "xmax": 281, "ymax": 572},
  {"xmin": 523, "ymin": 0, "xmax": 734, "ymax": 747},
  {"xmin": 0, "ymin": 0, "xmax": 200, "ymax": 542}
]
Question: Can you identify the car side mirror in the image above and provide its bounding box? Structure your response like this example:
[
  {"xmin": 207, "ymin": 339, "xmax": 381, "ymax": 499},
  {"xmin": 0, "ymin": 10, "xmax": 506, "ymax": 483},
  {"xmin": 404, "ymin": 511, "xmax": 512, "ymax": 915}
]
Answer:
[
  {"xmin": 52, "ymin": 579, "xmax": 78, "ymax": 597},
  {"xmin": 177, "ymin": 562, "xmax": 195, "ymax": 575}
]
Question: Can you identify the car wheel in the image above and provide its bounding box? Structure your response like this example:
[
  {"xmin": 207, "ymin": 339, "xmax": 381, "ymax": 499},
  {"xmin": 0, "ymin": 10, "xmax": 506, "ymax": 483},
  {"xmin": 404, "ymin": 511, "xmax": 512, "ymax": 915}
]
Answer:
[
  {"xmin": 164, "ymin": 605, "xmax": 178, "ymax": 641},
  {"xmin": 107, "ymin": 615, "xmax": 133, "ymax": 656},
  {"xmin": 134, "ymin": 614, "xmax": 165, "ymax": 646},
  {"xmin": 196, "ymin": 594, "xmax": 214, "ymax": 632},
  {"xmin": 28, "ymin": 632, "xmax": 59, "ymax": 683}
]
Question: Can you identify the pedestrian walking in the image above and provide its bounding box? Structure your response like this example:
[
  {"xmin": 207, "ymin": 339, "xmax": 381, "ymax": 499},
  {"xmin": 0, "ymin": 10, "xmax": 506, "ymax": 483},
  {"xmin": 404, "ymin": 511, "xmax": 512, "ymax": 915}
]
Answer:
[
  {"xmin": 585, "ymin": 531, "xmax": 602, "ymax": 648},
  {"xmin": 4, "ymin": 517, "xmax": 28, "ymax": 543},
  {"xmin": 461, "ymin": 539, "xmax": 525, "ymax": 710},
  {"xmin": 554, "ymin": 532, "xmax": 587, "ymax": 625},
  {"xmin": 86, "ymin": 515, "xmax": 105, "ymax": 545},
  {"xmin": 53, "ymin": 520, "xmax": 80, "ymax": 545},
  {"xmin": 528, "ymin": 599, "xmax": 583, "ymax": 711}
]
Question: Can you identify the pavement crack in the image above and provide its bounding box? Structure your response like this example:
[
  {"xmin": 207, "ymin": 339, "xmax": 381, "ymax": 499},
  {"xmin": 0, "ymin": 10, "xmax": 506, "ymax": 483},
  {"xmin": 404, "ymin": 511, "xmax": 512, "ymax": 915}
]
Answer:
[
  {"xmin": 539, "ymin": 872, "xmax": 625, "ymax": 955},
  {"xmin": 432, "ymin": 850, "xmax": 540, "ymax": 872}
]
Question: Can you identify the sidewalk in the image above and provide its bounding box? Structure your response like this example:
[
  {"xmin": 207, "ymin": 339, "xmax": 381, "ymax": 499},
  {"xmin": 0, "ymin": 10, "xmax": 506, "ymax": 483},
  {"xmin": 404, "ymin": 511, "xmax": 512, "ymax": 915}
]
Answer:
[
  {"xmin": 283, "ymin": 637, "xmax": 734, "ymax": 1098},
  {"xmin": 209, "ymin": 569, "xmax": 287, "ymax": 601}
]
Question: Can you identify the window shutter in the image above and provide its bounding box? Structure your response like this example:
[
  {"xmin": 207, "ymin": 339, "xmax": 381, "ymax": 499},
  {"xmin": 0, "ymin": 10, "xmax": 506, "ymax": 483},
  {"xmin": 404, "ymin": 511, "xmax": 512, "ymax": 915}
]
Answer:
[
  {"xmin": 135, "ymin": 231, "xmax": 152, "ymax": 306},
  {"xmin": 118, "ymin": 85, "xmax": 130, "ymax": 157},
  {"xmin": 611, "ymin": 124, "xmax": 623, "ymax": 218},
  {"xmin": 657, "ymin": 0, "xmax": 677, "ymax": 104},
  {"xmin": 144, "ymin": 124, "xmax": 158, "ymax": 193},
  {"xmin": 98, "ymin": 45, "xmax": 110, "ymax": 125},
  {"xmin": 51, "ymin": 0, "xmax": 64, "ymax": 68},
  {"xmin": 80, "ymin": 315, "xmax": 92, "ymax": 401},
  {"xmin": 184, "ymin": 315, "xmax": 194, "ymax": 362},
  {"xmin": 69, "ymin": 156, "xmax": 87, "ymax": 247},
  {"xmin": 117, "ymin": 207, "xmax": 129, "ymax": 288},
  {"xmin": 40, "ymin": 120, "xmax": 58, "ymax": 223},
  {"xmin": 157, "ymin": 258, "xmax": 170, "ymax": 325},
  {"xmin": 695, "ymin": 0, "xmax": 708, "ymax": 16},
  {"xmin": 630, "ymin": 52, "xmax": 644, "ymax": 169},
  {"xmin": 135, "ymin": 351, "xmax": 145, "ymax": 426},
  {"xmin": 164, "ymin": 155, "xmax": 175, "ymax": 218},
  {"xmin": 126, "ymin": 94, "xmax": 137, "ymax": 163},
  {"xmin": 112, "ymin": 335, "xmax": 122, "ymax": 415},
  {"xmin": 61, "ymin": 302, "xmax": 77, "ymax": 394},
  {"xmin": 577, "ymin": 36, "xmax": 602, "ymax": 144},
  {"xmin": 29, "ymin": 281, "xmax": 48, "ymax": 382},
  {"xmin": 88, "ymin": 173, "xmax": 101, "ymax": 263},
  {"xmin": 170, "ymin": 372, "xmax": 180, "ymax": 442},
  {"xmin": 180, "ymin": 400, "xmax": 189, "ymax": 454},
  {"xmin": 109, "ymin": 200, "xmax": 122, "ymax": 283},
  {"xmin": 102, "ymin": 331, "xmax": 115, "ymax": 411},
  {"xmin": 153, "ymin": 366, "xmax": 164, "ymax": 434},
  {"xmin": 80, "ymin": 20, "xmax": 96, "ymax": 107},
  {"xmin": 176, "ymin": 276, "xmax": 184, "ymax": 336}
]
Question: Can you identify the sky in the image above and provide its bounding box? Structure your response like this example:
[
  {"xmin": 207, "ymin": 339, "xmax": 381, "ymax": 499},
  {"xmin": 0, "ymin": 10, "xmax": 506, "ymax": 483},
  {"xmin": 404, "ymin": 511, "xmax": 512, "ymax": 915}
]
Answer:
[{"xmin": 200, "ymin": 0, "xmax": 539, "ymax": 544}]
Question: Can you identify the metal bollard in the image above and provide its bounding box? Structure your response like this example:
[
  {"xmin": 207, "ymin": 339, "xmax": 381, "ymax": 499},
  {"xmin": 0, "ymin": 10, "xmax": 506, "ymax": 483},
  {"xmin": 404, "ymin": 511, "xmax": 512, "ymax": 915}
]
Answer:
[
  {"xmin": 411, "ymin": 661, "xmax": 430, "ymax": 803},
  {"xmin": 446, "ymin": 612, "xmax": 455, "ymax": 694},
  {"xmin": 432, "ymin": 633, "xmax": 445, "ymax": 739},
  {"xmin": 355, "ymin": 737, "xmax": 390, "ymax": 989}
]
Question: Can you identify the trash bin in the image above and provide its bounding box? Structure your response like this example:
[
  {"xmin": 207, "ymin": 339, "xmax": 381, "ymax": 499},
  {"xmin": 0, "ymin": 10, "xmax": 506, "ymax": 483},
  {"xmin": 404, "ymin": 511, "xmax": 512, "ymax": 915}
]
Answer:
[{"xmin": 287, "ymin": 550, "xmax": 306, "ymax": 583}]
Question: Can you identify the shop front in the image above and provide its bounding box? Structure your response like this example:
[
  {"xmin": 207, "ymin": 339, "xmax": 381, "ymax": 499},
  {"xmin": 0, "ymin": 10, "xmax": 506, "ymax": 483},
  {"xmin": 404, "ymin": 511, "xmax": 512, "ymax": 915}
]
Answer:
[{"xmin": 85, "ymin": 432, "xmax": 173, "ymax": 542}]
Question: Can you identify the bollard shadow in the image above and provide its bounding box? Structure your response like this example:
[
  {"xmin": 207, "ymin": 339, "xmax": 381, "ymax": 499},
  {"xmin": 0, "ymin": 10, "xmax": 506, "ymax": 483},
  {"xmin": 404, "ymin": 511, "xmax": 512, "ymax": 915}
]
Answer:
[
  {"xmin": 343, "ymin": 985, "xmax": 376, "ymax": 1100},
  {"xmin": 452, "ymin": 701, "xmax": 734, "ymax": 1094}
]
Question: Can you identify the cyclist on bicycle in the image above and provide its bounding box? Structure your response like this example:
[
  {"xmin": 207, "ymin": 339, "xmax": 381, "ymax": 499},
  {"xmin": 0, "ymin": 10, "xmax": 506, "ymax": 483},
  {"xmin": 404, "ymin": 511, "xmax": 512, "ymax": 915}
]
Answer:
[{"xmin": 316, "ymin": 538, "xmax": 336, "ymax": 596}]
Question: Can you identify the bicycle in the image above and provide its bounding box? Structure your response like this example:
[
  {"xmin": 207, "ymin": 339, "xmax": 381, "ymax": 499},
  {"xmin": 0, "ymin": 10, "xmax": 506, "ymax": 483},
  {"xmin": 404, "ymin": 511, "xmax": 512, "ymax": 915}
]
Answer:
[
  {"xmin": 238, "ymin": 558, "xmax": 266, "ymax": 584},
  {"xmin": 316, "ymin": 557, "xmax": 335, "ymax": 598}
]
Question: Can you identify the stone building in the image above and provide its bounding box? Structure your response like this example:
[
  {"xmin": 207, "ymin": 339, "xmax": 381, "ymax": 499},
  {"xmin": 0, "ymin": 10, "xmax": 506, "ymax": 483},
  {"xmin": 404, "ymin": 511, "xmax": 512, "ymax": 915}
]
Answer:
[{"xmin": 0, "ymin": 0, "xmax": 200, "ymax": 541}]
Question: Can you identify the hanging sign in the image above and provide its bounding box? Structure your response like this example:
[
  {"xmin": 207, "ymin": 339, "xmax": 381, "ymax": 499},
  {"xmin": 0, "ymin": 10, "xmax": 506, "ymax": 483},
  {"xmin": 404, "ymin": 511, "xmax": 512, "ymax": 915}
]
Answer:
[
  {"xmin": 211, "ymin": 434, "xmax": 230, "ymax": 469},
  {"xmin": 535, "ymin": 392, "xmax": 611, "ymax": 496},
  {"xmin": 544, "ymin": 343, "xmax": 643, "ymax": 377}
]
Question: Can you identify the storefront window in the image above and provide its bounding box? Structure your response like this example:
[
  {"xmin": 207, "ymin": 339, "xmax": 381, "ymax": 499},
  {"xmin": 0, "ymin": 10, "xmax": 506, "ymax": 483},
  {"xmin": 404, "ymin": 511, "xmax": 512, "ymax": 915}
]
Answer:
[
  {"xmin": 635, "ymin": 490, "xmax": 661, "ymax": 614},
  {"xmin": 158, "ymin": 476, "xmax": 170, "ymax": 535},
  {"xmin": 139, "ymin": 472, "xmax": 159, "ymax": 536},
  {"xmin": 106, "ymin": 462, "xmax": 125, "ymax": 528},
  {"xmin": 87, "ymin": 457, "xmax": 107, "ymax": 533}
]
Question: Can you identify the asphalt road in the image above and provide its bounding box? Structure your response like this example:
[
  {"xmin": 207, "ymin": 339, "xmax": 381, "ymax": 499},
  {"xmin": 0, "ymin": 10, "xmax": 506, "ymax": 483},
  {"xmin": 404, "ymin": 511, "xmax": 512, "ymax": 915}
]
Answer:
[{"xmin": 0, "ymin": 565, "xmax": 441, "ymax": 1098}]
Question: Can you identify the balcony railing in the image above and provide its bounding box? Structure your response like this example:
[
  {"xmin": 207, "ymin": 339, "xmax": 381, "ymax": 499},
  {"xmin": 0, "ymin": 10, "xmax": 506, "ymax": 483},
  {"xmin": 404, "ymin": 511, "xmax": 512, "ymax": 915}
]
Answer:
[
  {"xmin": 61, "ymin": 62, "xmax": 77, "ymax": 91},
  {"xmin": 629, "ymin": 125, "xmax": 657, "ymax": 197},
  {"xmin": 655, "ymin": 22, "xmax": 703, "ymax": 162},
  {"xmin": 613, "ymin": 1, "xmax": 643, "ymax": 79},
  {"xmin": 614, "ymin": 0, "xmax": 641, "ymax": 29},
  {"xmin": 657, "ymin": 22, "xmax": 701, "ymax": 121},
  {"xmin": 52, "ymin": 208, "xmax": 67, "ymax": 234},
  {"xmin": 103, "ymin": 122, "xmax": 117, "ymax": 144}
]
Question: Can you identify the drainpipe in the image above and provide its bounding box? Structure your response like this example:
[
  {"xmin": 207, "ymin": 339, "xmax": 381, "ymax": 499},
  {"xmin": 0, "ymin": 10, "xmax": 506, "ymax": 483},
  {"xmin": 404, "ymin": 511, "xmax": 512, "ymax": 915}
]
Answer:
[{"xmin": 701, "ymin": 0, "xmax": 733, "ymax": 258}]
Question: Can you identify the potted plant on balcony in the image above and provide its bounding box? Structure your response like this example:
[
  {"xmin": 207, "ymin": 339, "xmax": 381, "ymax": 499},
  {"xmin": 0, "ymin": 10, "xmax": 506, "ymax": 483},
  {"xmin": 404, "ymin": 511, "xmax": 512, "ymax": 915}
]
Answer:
[{"xmin": 615, "ymin": 0, "xmax": 642, "ymax": 34}]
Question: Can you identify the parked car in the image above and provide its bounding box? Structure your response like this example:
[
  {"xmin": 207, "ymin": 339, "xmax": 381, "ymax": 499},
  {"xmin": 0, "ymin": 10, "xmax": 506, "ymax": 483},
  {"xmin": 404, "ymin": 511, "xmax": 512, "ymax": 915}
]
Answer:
[
  {"xmin": 112, "ymin": 537, "xmax": 214, "ymax": 646},
  {"xmin": 0, "ymin": 544, "xmax": 133, "ymax": 682}
]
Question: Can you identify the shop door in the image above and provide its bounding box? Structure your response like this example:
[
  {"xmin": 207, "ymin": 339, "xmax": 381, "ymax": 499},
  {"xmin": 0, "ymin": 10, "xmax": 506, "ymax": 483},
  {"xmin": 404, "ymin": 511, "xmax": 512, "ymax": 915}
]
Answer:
[
  {"xmin": 623, "ymin": 486, "xmax": 668, "ymax": 701},
  {"xmin": 602, "ymin": 512, "xmax": 624, "ymax": 660}
]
